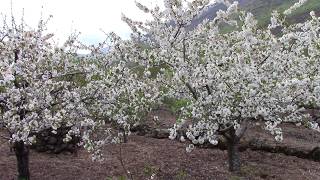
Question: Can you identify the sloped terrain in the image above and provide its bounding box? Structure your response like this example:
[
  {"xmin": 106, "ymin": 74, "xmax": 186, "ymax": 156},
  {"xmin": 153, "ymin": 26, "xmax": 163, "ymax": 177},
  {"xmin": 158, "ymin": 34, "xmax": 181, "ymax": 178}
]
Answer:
[
  {"xmin": 191, "ymin": 0, "xmax": 320, "ymax": 28},
  {"xmin": 1, "ymin": 109, "xmax": 320, "ymax": 180},
  {"xmin": 1, "ymin": 133, "xmax": 320, "ymax": 180}
]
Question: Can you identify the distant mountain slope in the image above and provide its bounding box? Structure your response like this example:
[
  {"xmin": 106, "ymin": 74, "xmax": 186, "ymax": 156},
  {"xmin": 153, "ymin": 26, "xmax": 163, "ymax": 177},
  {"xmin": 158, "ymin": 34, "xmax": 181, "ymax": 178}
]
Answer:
[
  {"xmin": 191, "ymin": 0, "xmax": 320, "ymax": 28},
  {"xmin": 240, "ymin": 0, "xmax": 320, "ymax": 25}
]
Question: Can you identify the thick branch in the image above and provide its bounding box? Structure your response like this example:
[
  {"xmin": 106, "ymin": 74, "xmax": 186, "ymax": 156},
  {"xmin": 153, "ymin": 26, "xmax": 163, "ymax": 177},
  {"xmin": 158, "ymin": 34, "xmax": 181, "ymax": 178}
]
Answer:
[
  {"xmin": 205, "ymin": 85, "xmax": 212, "ymax": 95},
  {"xmin": 222, "ymin": 133, "xmax": 232, "ymax": 141},
  {"xmin": 218, "ymin": 124, "xmax": 234, "ymax": 140},
  {"xmin": 0, "ymin": 98, "xmax": 9, "ymax": 112},
  {"xmin": 182, "ymin": 38, "xmax": 186, "ymax": 62},
  {"xmin": 173, "ymin": 24, "xmax": 182, "ymax": 40},
  {"xmin": 0, "ymin": 134, "xmax": 10, "ymax": 140},
  {"xmin": 218, "ymin": 124, "xmax": 233, "ymax": 134},
  {"xmin": 185, "ymin": 82, "xmax": 198, "ymax": 100},
  {"xmin": 257, "ymin": 54, "xmax": 271, "ymax": 68},
  {"xmin": 0, "ymin": 34, "xmax": 7, "ymax": 42},
  {"xmin": 236, "ymin": 118, "xmax": 248, "ymax": 140}
]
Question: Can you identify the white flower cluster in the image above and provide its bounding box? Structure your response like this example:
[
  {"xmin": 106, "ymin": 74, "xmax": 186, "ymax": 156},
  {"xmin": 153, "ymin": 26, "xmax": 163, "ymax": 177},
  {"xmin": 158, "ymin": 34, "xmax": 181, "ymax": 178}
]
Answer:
[
  {"xmin": 265, "ymin": 121, "xmax": 283, "ymax": 142},
  {"xmin": 1, "ymin": 0, "xmax": 320, "ymax": 161},
  {"xmin": 185, "ymin": 121, "xmax": 219, "ymax": 145},
  {"xmin": 0, "ymin": 17, "xmax": 159, "ymax": 161},
  {"xmin": 284, "ymin": 0, "xmax": 309, "ymax": 15},
  {"xmin": 0, "ymin": 18, "xmax": 86, "ymax": 145},
  {"xmin": 124, "ymin": 0, "xmax": 320, "ymax": 150}
]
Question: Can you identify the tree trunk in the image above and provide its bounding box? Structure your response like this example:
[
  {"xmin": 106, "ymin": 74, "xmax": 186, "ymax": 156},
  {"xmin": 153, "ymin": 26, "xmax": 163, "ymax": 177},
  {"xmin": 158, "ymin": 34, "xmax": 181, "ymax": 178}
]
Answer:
[
  {"xmin": 119, "ymin": 127, "xmax": 128, "ymax": 143},
  {"xmin": 226, "ymin": 128, "xmax": 241, "ymax": 172},
  {"xmin": 14, "ymin": 141, "xmax": 30, "ymax": 180},
  {"xmin": 123, "ymin": 132, "xmax": 128, "ymax": 143}
]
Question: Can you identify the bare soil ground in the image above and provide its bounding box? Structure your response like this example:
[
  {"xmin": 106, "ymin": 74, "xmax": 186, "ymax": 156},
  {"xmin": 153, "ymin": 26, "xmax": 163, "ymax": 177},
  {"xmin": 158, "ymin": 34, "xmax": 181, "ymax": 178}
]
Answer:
[{"xmin": 1, "ymin": 109, "xmax": 320, "ymax": 180}]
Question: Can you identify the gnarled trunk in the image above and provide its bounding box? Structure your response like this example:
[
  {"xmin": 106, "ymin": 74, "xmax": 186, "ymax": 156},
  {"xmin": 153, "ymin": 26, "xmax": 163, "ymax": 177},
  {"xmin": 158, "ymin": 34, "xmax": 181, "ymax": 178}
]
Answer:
[
  {"xmin": 14, "ymin": 141, "xmax": 30, "ymax": 180},
  {"xmin": 220, "ymin": 119, "xmax": 248, "ymax": 173}
]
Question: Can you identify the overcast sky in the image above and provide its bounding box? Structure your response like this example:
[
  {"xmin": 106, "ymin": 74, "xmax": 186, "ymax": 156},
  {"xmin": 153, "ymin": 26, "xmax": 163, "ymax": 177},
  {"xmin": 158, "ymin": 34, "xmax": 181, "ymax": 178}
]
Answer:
[{"xmin": 0, "ymin": 0, "xmax": 162, "ymax": 44}]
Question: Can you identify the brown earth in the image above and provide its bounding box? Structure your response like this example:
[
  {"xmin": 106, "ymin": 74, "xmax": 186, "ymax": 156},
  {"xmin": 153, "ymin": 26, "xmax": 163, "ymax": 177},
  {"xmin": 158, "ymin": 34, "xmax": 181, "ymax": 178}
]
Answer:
[{"xmin": 1, "ymin": 109, "xmax": 320, "ymax": 180}]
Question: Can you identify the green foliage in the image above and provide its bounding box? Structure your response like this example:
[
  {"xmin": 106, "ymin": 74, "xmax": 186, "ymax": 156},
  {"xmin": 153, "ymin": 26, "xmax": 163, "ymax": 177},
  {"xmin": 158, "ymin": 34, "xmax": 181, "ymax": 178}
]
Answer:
[
  {"xmin": 130, "ymin": 63, "xmax": 145, "ymax": 78},
  {"xmin": 175, "ymin": 169, "xmax": 188, "ymax": 180},
  {"xmin": 281, "ymin": 0, "xmax": 320, "ymax": 16},
  {"xmin": 117, "ymin": 175, "xmax": 127, "ymax": 180},
  {"xmin": 229, "ymin": 176, "xmax": 242, "ymax": 180},
  {"xmin": 143, "ymin": 164, "xmax": 159, "ymax": 177},
  {"xmin": 18, "ymin": 177, "xmax": 28, "ymax": 180},
  {"xmin": 236, "ymin": 164, "xmax": 270, "ymax": 179},
  {"xmin": 148, "ymin": 64, "xmax": 169, "ymax": 79},
  {"xmin": 243, "ymin": 0, "xmax": 320, "ymax": 27},
  {"xmin": 62, "ymin": 72, "xmax": 88, "ymax": 86},
  {"xmin": 0, "ymin": 85, "xmax": 5, "ymax": 93},
  {"xmin": 162, "ymin": 97, "xmax": 190, "ymax": 113},
  {"xmin": 220, "ymin": 0, "xmax": 320, "ymax": 33},
  {"xmin": 105, "ymin": 175, "xmax": 127, "ymax": 180}
]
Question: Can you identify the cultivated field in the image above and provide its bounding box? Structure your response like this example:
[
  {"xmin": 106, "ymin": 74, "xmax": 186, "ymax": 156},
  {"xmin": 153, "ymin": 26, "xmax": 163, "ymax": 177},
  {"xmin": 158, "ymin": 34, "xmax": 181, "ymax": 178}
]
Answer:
[{"xmin": 1, "ymin": 109, "xmax": 320, "ymax": 180}]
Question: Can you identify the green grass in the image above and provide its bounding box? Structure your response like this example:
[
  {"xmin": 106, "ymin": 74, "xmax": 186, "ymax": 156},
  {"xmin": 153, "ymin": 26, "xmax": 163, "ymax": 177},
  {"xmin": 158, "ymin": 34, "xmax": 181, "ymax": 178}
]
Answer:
[
  {"xmin": 286, "ymin": 0, "xmax": 320, "ymax": 16},
  {"xmin": 220, "ymin": 0, "xmax": 320, "ymax": 33},
  {"xmin": 162, "ymin": 97, "xmax": 190, "ymax": 114},
  {"xmin": 243, "ymin": 0, "xmax": 320, "ymax": 27}
]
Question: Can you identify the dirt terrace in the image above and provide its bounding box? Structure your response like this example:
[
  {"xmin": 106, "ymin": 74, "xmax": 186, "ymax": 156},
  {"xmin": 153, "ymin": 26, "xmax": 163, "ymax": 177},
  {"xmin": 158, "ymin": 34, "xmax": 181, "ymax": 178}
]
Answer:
[{"xmin": 1, "ymin": 109, "xmax": 320, "ymax": 180}]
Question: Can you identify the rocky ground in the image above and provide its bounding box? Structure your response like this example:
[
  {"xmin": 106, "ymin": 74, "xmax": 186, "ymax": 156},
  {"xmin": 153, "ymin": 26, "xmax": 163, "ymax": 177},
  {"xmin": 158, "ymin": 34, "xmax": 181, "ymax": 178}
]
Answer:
[{"xmin": 1, "ymin": 109, "xmax": 320, "ymax": 180}]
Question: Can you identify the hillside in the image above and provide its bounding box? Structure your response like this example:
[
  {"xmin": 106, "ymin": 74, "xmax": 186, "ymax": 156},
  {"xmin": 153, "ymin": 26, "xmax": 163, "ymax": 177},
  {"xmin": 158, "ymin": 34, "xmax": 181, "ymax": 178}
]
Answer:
[
  {"xmin": 191, "ymin": 0, "xmax": 320, "ymax": 28},
  {"xmin": 240, "ymin": 0, "xmax": 320, "ymax": 25}
]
